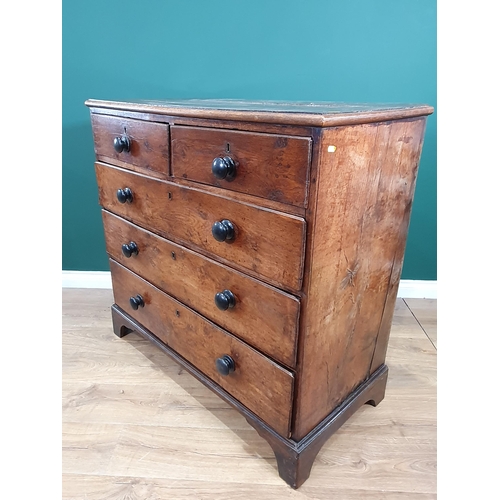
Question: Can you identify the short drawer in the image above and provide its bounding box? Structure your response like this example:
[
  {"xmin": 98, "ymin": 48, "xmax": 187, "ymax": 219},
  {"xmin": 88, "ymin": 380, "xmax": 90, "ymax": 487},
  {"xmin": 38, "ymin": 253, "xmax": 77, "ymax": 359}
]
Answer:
[
  {"xmin": 110, "ymin": 259, "xmax": 294, "ymax": 437},
  {"xmin": 103, "ymin": 211, "xmax": 300, "ymax": 367},
  {"xmin": 91, "ymin": 114, "xmax": 170, "ymax": 177},
  {"xmin": 171, "ymin": 126, "xmax": 311, "ymax": 207},
  {"xmin": 96, "ymin": 162, "xmax": 306, "ymax": 292}
]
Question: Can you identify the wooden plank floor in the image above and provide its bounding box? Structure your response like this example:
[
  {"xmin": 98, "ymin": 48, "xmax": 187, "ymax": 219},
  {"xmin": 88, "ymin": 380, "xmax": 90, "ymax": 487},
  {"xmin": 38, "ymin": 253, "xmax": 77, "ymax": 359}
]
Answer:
[{"xmin": 62, "ymin": 289, "xmax": 437, "ymax": 499}]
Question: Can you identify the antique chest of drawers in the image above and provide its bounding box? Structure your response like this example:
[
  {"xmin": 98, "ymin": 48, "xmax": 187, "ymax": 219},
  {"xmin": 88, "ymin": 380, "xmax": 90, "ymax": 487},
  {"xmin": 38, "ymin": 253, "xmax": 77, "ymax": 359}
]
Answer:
[{"xmin": 85, "ymin": 98, "xmax": 433, "ymax": 488}]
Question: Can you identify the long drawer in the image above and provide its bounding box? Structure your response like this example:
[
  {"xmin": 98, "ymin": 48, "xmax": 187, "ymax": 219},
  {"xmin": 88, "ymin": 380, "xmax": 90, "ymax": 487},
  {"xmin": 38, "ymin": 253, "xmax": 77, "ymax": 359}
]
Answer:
[
  {"xmin": 102, "ymin": 210, "xmax": 300, "ymax": 367},
  {"xmin": 109, "ymin": 259, "xmax": 294, "ymax": 437},
  {"xmin": 96, "ymin": 162, "xmax": 306, "ymax": 291}
]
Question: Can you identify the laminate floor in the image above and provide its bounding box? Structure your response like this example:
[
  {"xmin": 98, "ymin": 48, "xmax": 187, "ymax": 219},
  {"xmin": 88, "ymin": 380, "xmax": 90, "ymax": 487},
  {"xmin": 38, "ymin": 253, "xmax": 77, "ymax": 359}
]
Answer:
[{"xmin": 62, "ymin": 289, "xmax": 437, "ymax": 499}]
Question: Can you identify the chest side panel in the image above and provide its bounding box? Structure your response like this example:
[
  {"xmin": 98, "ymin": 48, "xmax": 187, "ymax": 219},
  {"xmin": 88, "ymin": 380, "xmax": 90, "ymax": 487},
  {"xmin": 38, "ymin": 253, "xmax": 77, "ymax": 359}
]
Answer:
[{"xmin": 293, "ymin": 118, "xmax": 427, "ymax": 440}]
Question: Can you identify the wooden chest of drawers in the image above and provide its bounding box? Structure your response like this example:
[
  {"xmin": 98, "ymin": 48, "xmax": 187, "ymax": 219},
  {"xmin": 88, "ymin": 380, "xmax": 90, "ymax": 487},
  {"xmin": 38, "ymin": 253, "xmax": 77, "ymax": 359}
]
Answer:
[{"xmin": 86, "ymin": 98, "xmax": 433, "ymax": 488}]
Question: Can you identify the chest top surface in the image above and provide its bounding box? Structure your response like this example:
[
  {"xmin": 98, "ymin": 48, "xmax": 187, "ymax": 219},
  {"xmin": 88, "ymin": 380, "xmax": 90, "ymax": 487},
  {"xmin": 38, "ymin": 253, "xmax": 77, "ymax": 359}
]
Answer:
[{"xmin": 85, "ymin": 98, "xmax": 433, "ymax": 126}]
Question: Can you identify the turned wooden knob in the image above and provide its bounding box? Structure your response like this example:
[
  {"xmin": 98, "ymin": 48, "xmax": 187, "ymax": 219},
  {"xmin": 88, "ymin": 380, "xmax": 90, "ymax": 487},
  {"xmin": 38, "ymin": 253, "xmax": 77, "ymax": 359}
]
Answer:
[
  {"xmin": 116, "ymin": 187, "xmax": 133, "ymax": 204},
  {"xmin": 113, "ymin": 135, "xmax": 131, "ymax": 153},
  {"xmin": 214, "ymin": 290, "xmax": 236, "ymax": 311},
  {"xmin": 212, "ymin": 156, "xmax": 236, "ymax": 180},
  {"xmin": 121, "ymin": 241, "xmax": 139, "ymax": 258},
  {"xmin": 212, "ymin": 220, "xmax": 235, "ymax": 242},
  {"xmin": 129, "ymin": 294, "xmax": 144, "ymax": 310},
  {"xmin": 216, "ymin": 355, "xmax": 235, "ymax": 376}
]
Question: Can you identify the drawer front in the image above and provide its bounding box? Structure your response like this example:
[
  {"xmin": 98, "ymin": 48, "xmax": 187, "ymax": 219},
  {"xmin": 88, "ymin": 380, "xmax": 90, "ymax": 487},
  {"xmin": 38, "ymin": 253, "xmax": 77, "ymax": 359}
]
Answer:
[
  {"xmin": 171, "ymin": 126, "xmax": 311, "ymax": 207},
  {"xmin": 110, "ymin": 259, "xmax": 294, "ymax": 437},
  {"xmin": 96, "ymin": 162, "xmax": 306, "ymax": 291},
  {"xmin": 91, "ymin": 114, "xmax": 170, "ymax": 176},
  {"xmin": 103, "ymin": 211, "xmax": 300, "ymax": 367}
]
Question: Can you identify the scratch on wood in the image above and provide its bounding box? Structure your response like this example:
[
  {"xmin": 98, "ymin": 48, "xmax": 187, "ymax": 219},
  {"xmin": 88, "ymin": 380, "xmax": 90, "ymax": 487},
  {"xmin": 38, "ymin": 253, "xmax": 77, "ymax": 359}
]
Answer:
[{"xmin": 326, "ymin": 363, "xmax": 331, "ymax": 396}]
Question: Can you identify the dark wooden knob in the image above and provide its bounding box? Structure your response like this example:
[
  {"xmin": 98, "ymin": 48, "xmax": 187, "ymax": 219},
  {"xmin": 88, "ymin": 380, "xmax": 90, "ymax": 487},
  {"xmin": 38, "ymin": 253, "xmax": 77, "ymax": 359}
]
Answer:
[
  {"xmin": 129, "ymin": 294, "xmax": 144, "ymax": 310},
  {"xmin": 116, "ymin": 187, "xmax": 133, "ymax": 204},
  {"xmin": 214, "ymin": 290, "xmax": 236, "ymax": 311},
  {"xmin": 121, "ymin": 241, "xmax": 139, "ymax": 258},
  {"xmin": 212, "ymin": 220, "xmax": 235, "ymax": 242},
  {"xmin": 216, "ymin": 355, "xmax": 235, "ymax": 376},
  {"xmin": 113, "ymin": 135, "xmax": 131, "ymax": 153},
  {"xmin": 212, "ymin": 156, "xmax": 236, "ymax": 180}
]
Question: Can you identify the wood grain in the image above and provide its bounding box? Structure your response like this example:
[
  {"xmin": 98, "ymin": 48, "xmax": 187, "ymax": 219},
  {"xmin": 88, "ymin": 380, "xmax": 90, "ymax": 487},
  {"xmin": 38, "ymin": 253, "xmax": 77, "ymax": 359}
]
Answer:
[
  {"xmin": 109, "ymin": 260, "xmax": 295, "ymax": 437},
  {"xmin": 102, "ymin": 210, "xmax": 300, "ymax": 367},
  {"xmin": 62, "ymin": 290, "xmax": 436, "ymax": 499},
  {"xmin": 293, "ymin": 118, "xmax": 428, "ymax": 439},
  {"xmin": 91, "ymin": 114, "xmax": 170, "ymax": 177},
  {"xmin": 88, "ymin": 106, "xmax": 316, "ymax": 137},
  {"xmin": 171, "ymin": 125, "xmax": 311, "ymax": 207},
  {"xmin": 171, "ymin": 174, "xmax": 307, "ymax": 217},
  {"xmin": 86, "ymin": 99, "xmax": 434, "ymax": 127},
  {"xmin": 95, "ymin": 162, "xmax": 307, "ymax": 292}
]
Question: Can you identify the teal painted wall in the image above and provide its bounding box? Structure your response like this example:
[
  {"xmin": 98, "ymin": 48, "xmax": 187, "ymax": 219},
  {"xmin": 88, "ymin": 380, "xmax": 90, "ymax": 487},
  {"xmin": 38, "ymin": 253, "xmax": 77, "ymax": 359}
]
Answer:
[{"xmin": 63, "ymin": 0, "xmax": 436, "ymax": 279}]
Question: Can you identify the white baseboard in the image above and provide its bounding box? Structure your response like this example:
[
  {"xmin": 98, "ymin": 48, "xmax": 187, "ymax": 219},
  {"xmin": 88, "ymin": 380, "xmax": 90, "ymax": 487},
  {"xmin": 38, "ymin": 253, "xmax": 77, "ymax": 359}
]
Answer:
[
  {"xmin": 62, "ymin": 271, "xmax": 437, "ymax": 299},
  {"xmin": 396, "ymin": 280, "xmax": 437, "ymax": 299},
  {"xmin": 62, "ymin": 270, "xmax": 112, "ymax": 289}
]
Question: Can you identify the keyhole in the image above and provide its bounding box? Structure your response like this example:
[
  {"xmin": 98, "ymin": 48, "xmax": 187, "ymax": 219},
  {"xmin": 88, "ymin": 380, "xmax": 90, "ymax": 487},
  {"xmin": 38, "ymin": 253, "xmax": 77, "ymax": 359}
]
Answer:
[{"xmin": 226, "ymin": 143, "xmax": 230, "ymax": 153}]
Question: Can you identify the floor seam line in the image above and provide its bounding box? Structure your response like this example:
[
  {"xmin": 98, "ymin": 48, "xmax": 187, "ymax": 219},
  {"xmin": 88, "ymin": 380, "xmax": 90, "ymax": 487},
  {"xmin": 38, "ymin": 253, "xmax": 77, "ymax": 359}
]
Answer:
[{"xmin": 402, "ymin": 298, "xmax": 437, "ymax": 351}]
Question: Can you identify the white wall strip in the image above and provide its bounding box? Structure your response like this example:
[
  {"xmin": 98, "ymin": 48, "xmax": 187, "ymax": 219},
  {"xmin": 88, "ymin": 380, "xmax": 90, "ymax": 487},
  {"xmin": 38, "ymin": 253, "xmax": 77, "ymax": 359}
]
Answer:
[
  {"xmin": 62, "ymin": 271, "xmax": 437, "ymax": 299},
  {"xmin": 62, "ymin": 271, "xmax": 112, "ymax": 289},
  {"xmin": 395, "ymin": 279, "xmax": 437, "ymax": 299}
]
